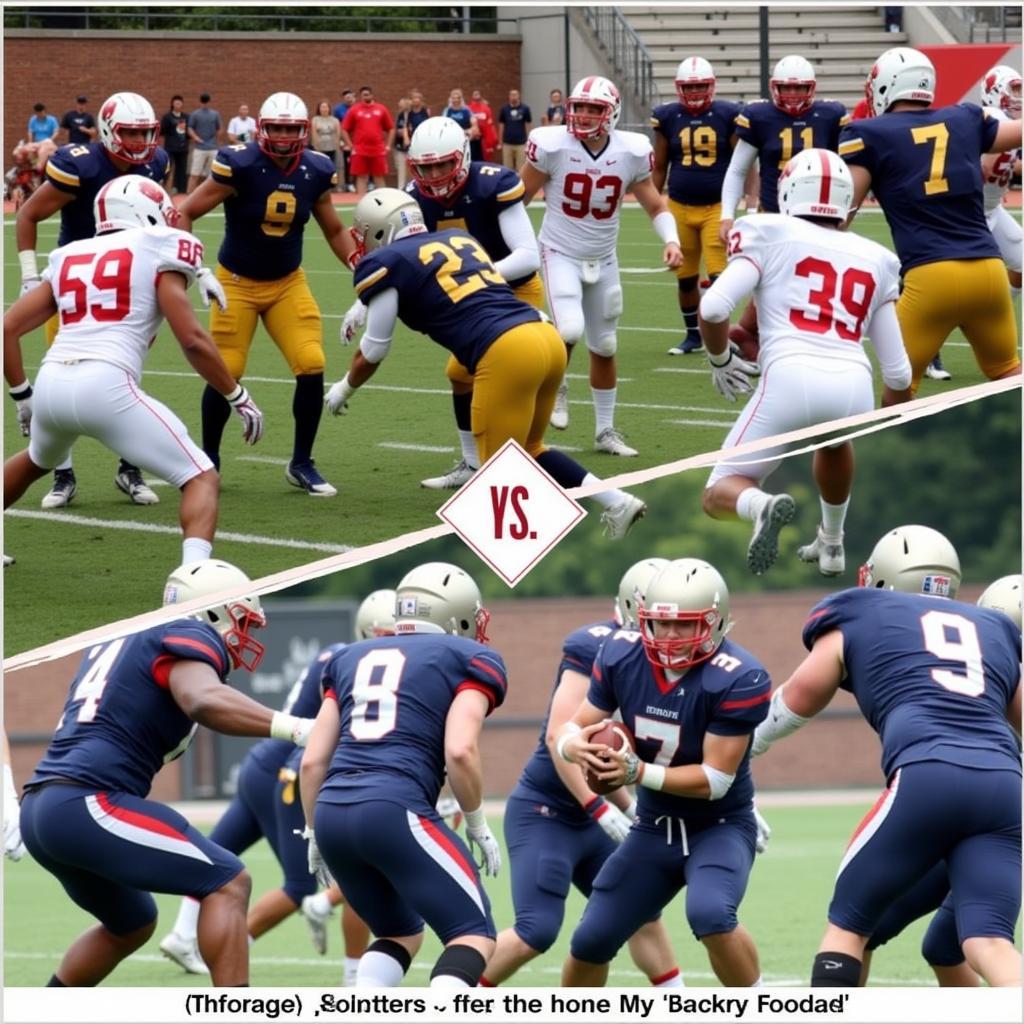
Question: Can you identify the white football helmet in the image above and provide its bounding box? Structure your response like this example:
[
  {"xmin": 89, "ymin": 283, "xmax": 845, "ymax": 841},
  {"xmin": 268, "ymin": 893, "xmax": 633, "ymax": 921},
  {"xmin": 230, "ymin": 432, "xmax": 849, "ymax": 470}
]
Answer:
[
  {"xmin": 408, "ymin": 116, "xmax": 472, "ymax": 200},
  {"xmin": 257, "ymin": 92, "xmax": 310, "ymax": 164},
  {"xmin": 162, "ymin": 559, "xmax": 267, "ymax": 670},
  {"xmin": 615, "ymin": 557, "xmax": 669, "ymax": 629},
  {"xmin": 566, "ymin": 76, "xmax": 621, "ymax": 140},
  {"xmin": 868, "ymin": 47, "xmax": 935, "ymax": 116},
  {"xmin": 770, "ymin": 56, "xmax": 817, "ymax": 115},
  {"xmin": 350, "ymin": 187, "xmax": 426, "ymax": 261},
  {"xmin": 675, "ymin": 56, "xmax": 716, "ymax": 114},
  {"xmin": 94, "ymin": 175, "xmax": 178, "ymax": 234},
  {"xmin": 977, "ymin": 574, "xmax": 1022, "ymax": 628},
  {"xmin": 858, "ymin": 525, "xmax": 961, "ymax": 598},
  {"xmin": 638, "ymin": 559, "xmax": 730, "ymax": 672},
  {"xmin": 394, "ymin": 562, "xmax": 490, "ymax": 642},
  {"xmin": 778, "ymin": 148, "xmax": 854, "ymax": 222},
  {"xmin": 981, "ymin": 64, "xmax": 1023, "ymax": 119},
  {"xmin": 97, "ymin": 92, "xmax": 159, "ymax": 165},
  {"xmin": 354, "ymin": 589, "xmax": 397, "ymax": 640}
]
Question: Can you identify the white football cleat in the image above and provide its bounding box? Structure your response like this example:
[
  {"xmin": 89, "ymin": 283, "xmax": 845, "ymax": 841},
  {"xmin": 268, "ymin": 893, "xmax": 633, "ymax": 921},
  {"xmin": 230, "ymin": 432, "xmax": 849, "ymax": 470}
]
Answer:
[
  {"xmin": 114, "ymin": 465, "xmax": 160, "ymax": 505},
  {"xmin": 420, "ymin": 458, "xmax": 475, "ymax": 490},
  {"xmin": 747, "ymin": 493, "xmax": 796, "ymax": 576},
  {"xmin": 159, "ymin": 931, "xmax": 208, "ymax": 975},
  {"xmin": 797, "ymin": 526, "xmax": 845, "ymax": 577},
  {"xmin": 924, "ymin": 355, "xmax": 951, "ymax": 381},
  {"xmin": 301, "ymin": 894, "xmax": 334, "ymax": 955},
  {"xmin": 600, "ymin": 494, "xmax": 647, "ymax": 540},
  {"xmin": 594, "ymin": 427, "xmax": 638, "ymax": 457},
  {"xmin": 3, "ymin": 554, "xmax": 14, "ymax": 567},
  {"xmin": 41, "ymin": 469, "xmax": 78, "ymax": 509},
  {"xmin": 550, "ymin": 382, "xmax": 570, "ymax": 430}
]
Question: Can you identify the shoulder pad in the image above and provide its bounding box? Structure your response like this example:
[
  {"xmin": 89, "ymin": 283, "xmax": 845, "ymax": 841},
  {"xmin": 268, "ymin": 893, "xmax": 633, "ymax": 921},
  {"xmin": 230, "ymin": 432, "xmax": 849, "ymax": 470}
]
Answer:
[{"xmin": 615, "ymin": 129, "xmax": 654, "ymax": 158}]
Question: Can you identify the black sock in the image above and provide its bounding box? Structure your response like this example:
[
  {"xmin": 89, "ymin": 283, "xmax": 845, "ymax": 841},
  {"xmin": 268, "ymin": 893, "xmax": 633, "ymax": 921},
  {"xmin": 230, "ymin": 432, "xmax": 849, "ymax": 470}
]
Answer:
[
  {"xmin": 536, "ymin": 449, "xmax": 587, "ymax": 488},
  {"xmin": 452, "ymin": 389, "xmax": 473, "ymax": 431},
  {"xmin": 292, "ymin": 373, "xmax": 324, "ymax": 465},
  {"xmin": 46, "ymin": 975, "xmax": 66, "ymax": 987},
  {"xmin": 810, "ymin": 951, "xmax": 862, "ymax": 987},
  {"xmin": 117, "ymin": 459, "xmax": 141, "ymax": 475},
  {"xmin": 201, "ymin": 384, "xmax": 231, "ymax": 466},
  {"xmin": 682, "ymin": 305, "xmax": 699, "ymax": 333},
  {"xmin": 430, "ymin": 944, "xmax": 487, "ymax": 987}
]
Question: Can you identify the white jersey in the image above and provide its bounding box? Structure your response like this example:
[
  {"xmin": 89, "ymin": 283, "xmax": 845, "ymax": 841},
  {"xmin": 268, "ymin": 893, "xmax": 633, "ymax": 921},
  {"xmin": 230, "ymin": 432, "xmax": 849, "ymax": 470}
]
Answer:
[
  {"xmin": 725, "ymin": 213, "xmax": 901, "ymax": 372},
  {"xmin": 981, "ymin": 106, "xmax": 1019, "ymax": 215},
  {"xmin": 42, "ymin": 226, "xmax": 202, "ymax": 383},
  {"xmin": 527, "ymin": 125, "xmax": 653, "ymax": 257}
]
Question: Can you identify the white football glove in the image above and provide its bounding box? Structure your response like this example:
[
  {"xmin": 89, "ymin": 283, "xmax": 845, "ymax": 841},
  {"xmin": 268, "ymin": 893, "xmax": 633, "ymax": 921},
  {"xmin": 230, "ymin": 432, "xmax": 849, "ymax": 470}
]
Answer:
[
  {"xmin": 195, "ymin": 267, "xmax": 228, "ymax": 311},
  {"xmin": 587, "ymin": 798, "xmax": 632, "ymax": 844},
  {"xmin": 753, "ymin": 802, "xmax": 772, "ymax": 855},
  {"xmin": 436, "ymin": 795, "xmax": 463, "ymax": 831},
  {"xmin": 19, "ymin": 278, "xmax": 41, "ymax": 298},
  {"xmin": 270, "ymin": 711, "xmax": 316, "ymax": 747},
  {"xmin": 340, "ymin": 299, "xmax": 367, "ymax": 346},
  {"xmin": 4, "ymin": 765, "xmax": 25, "ymax": 863},
  {"xmin": 464, "ymin": 807, "xmax": 501, "ymax": 877},
  {"xmin": 325, "ymin": 374, "xmax": 356, "ymax": 416},
  {"xmin": 303, "ymin": 827, "xmax": 335, "ymax": 888},
  {"xmin": 708, "ymin": 348, "xmax": 760, "ymax": 403},
  {"xmin": 225, "ymin": 385, "xmax": 263, "ymax": 444},
  {"xmin": 8, "ymin": 382, "xmax": 33, "ymax": 437}
]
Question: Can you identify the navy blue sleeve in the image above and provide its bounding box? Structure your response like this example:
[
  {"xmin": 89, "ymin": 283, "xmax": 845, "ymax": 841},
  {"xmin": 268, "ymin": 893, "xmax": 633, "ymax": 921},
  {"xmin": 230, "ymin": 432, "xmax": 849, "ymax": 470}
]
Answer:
[{"xmin": 709, "ymin": 669, "xmax": 772, "ymax": 735}]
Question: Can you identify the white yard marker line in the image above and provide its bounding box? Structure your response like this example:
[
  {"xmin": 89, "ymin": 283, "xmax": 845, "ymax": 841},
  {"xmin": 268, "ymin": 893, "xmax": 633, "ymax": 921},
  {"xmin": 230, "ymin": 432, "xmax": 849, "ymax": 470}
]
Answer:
[
  {"xmin": 379, "ymin": 442, "xmax": 454, "ymax": 453},
  {"xmin": 664, "ymin": 418, "xmax": 734, "ymax": 428},
  {"xmin": 236, "ymin": 455, "xmax": 290, "ymax": 465}
]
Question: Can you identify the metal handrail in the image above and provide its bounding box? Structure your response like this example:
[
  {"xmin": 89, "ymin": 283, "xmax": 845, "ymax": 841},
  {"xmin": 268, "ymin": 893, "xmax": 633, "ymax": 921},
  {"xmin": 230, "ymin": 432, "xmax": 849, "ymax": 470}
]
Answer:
[{"xmin": 579, "ymin": 6, "xmax": 660, "ymax": 112}]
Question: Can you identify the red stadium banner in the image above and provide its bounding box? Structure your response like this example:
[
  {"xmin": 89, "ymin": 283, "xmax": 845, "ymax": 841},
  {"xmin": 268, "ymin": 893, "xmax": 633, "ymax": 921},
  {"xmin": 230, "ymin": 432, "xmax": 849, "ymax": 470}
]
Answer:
[{"xmin": 919, "ymin": 44, "xmax": 1017, "ymax": 106}]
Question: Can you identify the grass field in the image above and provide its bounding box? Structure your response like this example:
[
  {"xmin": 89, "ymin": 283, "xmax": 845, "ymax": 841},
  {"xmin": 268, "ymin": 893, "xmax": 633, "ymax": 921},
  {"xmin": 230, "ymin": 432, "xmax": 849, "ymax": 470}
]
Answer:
[
  {"xmin": 2, "ymin": 796, "xmax": 965, "ymax": 988},
  {"xmin": 3, "ymin": 205, "xmax": 1019, "ymax": 654}
]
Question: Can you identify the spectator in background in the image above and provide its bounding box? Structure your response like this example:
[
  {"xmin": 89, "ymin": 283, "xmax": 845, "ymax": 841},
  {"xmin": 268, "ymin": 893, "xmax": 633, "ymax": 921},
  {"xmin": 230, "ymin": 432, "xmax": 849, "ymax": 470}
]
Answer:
[
  {"xmin": 227, "ymin": 103, "xmax": 257, "ymax": 144},
  {"xmin": 543, "ymin": 88, "xmax": 566, "ymax": 126},
  {"xmin": 885, "ymin": 6, "xmax": 904, "ymax": 31},
  {"xmin": 499, "ymin": 88, "xmax": 532, "ymax": 170},
  {"xmin": 27, "ymin": 103, "xmax": 59, "ymax": 143},
  {"xmin": 160, "ymin": 94, "xmax": 190, "ymax": 195},
  {"xmin": 340, "ymin": 85, "xmax": 394, "ymax": 196},
  {"xmin": 333, "ymin": 88, "xmax": 356, "ymax": 192},
  {"xmin": 443, "ymin": 88, "xmax": 478, "ymax": 147},
  {"xmin": 468, "ymin": 89, "xmax": 498, "ymax": 162},
  {"xmin": 312, "ymin": 100, "xmax": 342, "ymax": 187},
  {"xmin": 407, "ymin": 88, "xmax": 431, "ymax": 137},
  {"xmin": 393, "ymin": 97, "xmax": 413, "ymax": 188},
  {"xmin": 59, "ymin": 96, "xmax": 96, "ymax": 145},
  {"xmin": 187, "ymin": 92, "xmax": 222, "ymax": 193}
]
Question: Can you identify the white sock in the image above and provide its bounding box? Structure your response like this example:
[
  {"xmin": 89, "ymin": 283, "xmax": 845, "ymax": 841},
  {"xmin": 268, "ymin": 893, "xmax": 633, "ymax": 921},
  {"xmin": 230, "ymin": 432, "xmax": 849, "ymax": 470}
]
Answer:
[
  {"xmin": 735, "ymin": 487, "xmax": 770, "ymax": 523},
  {"xmin": 356, "ymin": 949, "xmax": 406, "ymax": 987},
  {"xmin": 582, "ymin": 473, "xmax": 625, "ymax": 510},
  {"xmin": 751, "ymin": 975, "xmax": 764, "ymax": 987},
  {"xmin": 55, "ymin": 457, "xmax": 73, "ymax": 472},
  {"xmin": 652, "ymin": 969, "xmax": 684, "ymax": 988},
  {"xmin": 430, "ymin": 972, "xmax": 472, "ymax": 990},
  {"xmin": 457, "ymin": 430, "xmax": 479, "ymax": 469},
  {"xmin": 820, "ymin": 498, "xmax": 849, "ymax": 539},
  {"xmin": 343, "ymin": 956, "xmax": 361, "ymax": 986},
  {"xmin": 172, "ymin": 897, "xmax": 201, "ymax": 941},
  {"xmin": 181, "ymin": 537, "xmax": 212, "ymax": 564},
  {"xmin": 592, "ymin": 387, "xmax": 617, "ymax": 434},
  {"xmin": 306, "ymin": 891, "xmax": 332, "ymax": 917}
]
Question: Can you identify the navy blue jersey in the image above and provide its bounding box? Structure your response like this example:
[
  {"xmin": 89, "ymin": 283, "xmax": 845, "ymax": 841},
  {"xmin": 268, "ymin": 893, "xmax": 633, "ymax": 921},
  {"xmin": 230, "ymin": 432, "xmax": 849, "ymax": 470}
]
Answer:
[
  {"xmin": 735, "ymin": 99, "xmax": 849, "ymax": 211},
  {"xmin": 513, "ymin": 619, "xmax": 618, "ymax": 819},
  {"xmin": 28, "ymin": 621, "xmax": 230, "ymax": 797},
  {"xmin": 587, "ymin": 632, "xmax": 771, "ymax": 822},
  {"xmin": 44, "ymin": 142, "xmax": 170, "ymax": 246},
  {"xmin": 353, "ymin": 228, "xmax": 543, "ymax": 373},
  {"xmin": 803, "ymin": 589, "xmax": 1021, "ymax": 779},
  {"xmin": 210, "ymin": 143, "xmax": 337, "ymax": 279},
  {"xmin": 405, "ymin": 162, "xmax": 532, "ymax": 287},
  {"xmin": 319, "ymin": 634, "xmax": 508, "ymax": 810},
  {"xmin": 650, "ymin": 100, "xmax": 741, "ymax": 205},
  {"xmin": 838, "ymin": 105, "xmax": 1000, "ymax": 271}
]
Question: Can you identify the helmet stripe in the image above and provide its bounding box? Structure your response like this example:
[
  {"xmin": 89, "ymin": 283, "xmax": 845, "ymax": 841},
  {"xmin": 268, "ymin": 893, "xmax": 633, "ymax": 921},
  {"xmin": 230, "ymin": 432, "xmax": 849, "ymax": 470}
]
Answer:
[
  {"xmin": 817, "ymin": 149, "xmax": 832, "ymax": 205},
  {"xmin": 95, "ymin": 179, "xmax": 114, "ymax": 224}
]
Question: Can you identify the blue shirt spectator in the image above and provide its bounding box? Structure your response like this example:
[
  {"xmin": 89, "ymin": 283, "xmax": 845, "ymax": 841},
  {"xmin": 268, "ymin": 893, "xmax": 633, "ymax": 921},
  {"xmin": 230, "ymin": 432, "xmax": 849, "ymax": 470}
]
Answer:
[
  {"xmin": 333, "ymin": 89, "xmax": 355, "ymax": 122},
  {"xmin": 28, "ymin": 104, "xmax": 59, "ymax": 143}
]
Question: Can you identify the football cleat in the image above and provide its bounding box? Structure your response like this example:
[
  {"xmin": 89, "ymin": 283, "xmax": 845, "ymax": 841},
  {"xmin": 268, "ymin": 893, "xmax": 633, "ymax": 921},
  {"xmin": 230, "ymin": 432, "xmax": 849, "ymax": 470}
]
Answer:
[
  {"xmin": 924, "ymin": 355, "xmax": 951, "ymax": 381},
  {"xmin": 40, "ymin": 469, "xmax": 78, "ymax": 509},
  {"xmin": 595, "ymin": 426, "xmax": 638, "ymax": 457},
  {"xmin": 159, "ymin": 931, "xmax": 209, "ymax": 975},
  {"xmin": 300, "ymin": 895, "xmax": 334, "ymax": 955},
  {"xmin": 747, "ymin": 493, "xmax": 796, "ymax": 576},
  {"xmin": 550, "ymin": 382, "xmax": 570, "ymax": 430},
  {"xmin": 3, "ymin": 554, "xmax": 14, "ymax": 567},
  {"xmin": 797, "ymin": 526, "xmax": 845, "ymax": 577},
  {"xmin": 420, "ymin": 458, "xmax": 474, "ymax": 490},
  {"xmin": 601, "ymin": 494, "xmax": 647, "ymax": 540},
  {"xmin": 728, "ymin": 324, "xmax": 760, "ymax": 363},
  {"xmin": 667, "ymin": 333, "xmax": 704, "ymax": 356},
  {"xmin": 114, "ymin": 464, "xmax": 159, "ymax": 505},
  {"xmin": 285, "ymin": 460, "xmax": 338, "ymax": 497}
]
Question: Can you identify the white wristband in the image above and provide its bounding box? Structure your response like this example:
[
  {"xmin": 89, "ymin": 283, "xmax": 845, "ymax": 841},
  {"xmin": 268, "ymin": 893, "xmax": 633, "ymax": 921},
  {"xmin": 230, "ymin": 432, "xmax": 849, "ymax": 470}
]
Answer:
[
  {"xmin": 18, "ymin": 249, "xmax": 39, "ymax": 282},
  {"xmin": 270, "ymin": 711, "xmax": 299, "ymax": 742},
  {"xmin": 556, "ymin": 722, "xmax": 582, "ymax": 762},
  {"xmin": 652, "ymin": 210, "xmax": 681, "ymax": 246},
  {"xmin": 463, "ymin": 806, "xmax": 486, "ymax": 831},
  {"xmin": 336, "ymin": 373, "xmax": 357, "ymax": 403},
  {"xmin": 639, "ymin": 763, "xmax": 666, "ymax": 791}
]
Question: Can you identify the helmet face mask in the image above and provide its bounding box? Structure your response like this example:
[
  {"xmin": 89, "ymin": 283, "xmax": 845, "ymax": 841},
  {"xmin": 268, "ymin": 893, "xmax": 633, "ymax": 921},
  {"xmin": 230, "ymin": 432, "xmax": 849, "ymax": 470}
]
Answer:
[
  {"xmin": 350, "ymin": 187, "xmax": 426, "ymax": 261},
  {"xmin": 394, "ymin": 562, "xmax": 489, "ymax": 642},
  {"xmin": 869, "ymin": 47, "xmax": 936, "ymax": 116},
  {"xmin": 770, "ymin": 56, "xmax": 817, "ymax": 115},
  {"xmin": 857, "ymin": 525, "xmax": 961, "ymax": 598},
  {"xmin": 408, "ymin": 116, "xmax": 472, "ymax": 200},
  {"xmin": 566, "ymin": 76, "xmax": 621, "ymax": 140},
  {"xmin": 777, "ymin": 148, "xmax": 854, "ymax": 222},
  {"xmin": 354, "ymin": 589, "xmax": 398, "ymax": 640},
  {"xmin": 98, "ymin": 92, "xmax": 159, "ymax": 165},
  {"xmin": 257, "ymin": 92, "xmax": 310, "ymax": 169},
  {"xmin": 982, "ymin": 64, "xmax": 1023, "ymax": 119},
  {"xmin": 94, "ymin": 175, "xmax": 179, "ymax": 234}
]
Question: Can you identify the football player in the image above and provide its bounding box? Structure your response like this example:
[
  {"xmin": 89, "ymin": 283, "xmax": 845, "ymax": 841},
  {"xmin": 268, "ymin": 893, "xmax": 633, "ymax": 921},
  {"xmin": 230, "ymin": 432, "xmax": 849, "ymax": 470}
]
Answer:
[
  {"xmin": 326, "ymin": 188, "xmax": 647, "ymax": 540},
  {"xmin": 752, "ymin": 526, "xmax": 1021, "ymax": 988},
  {"xmin": 14, "ymin": 91, "xmax": 198, "ymax": 509},
  {"xmin": 300, "ymin": 563, "xmax": 505, "ymax": 988},
  {"xmin": 718, "ymin": 56, "xmax": 850, "ymax": 358},
  {"xmin": 340, "ymin": 115, "xmax": 542, "ymax": 490},
  {"xmin": 558, "ymin": 559, "xmax": 771, "ymax": 987},
  {"xmin": 700, "ymin": 149, "xmax": 912, "ymax": 577},
  {"xmin": 483, "ymin": 558, "xmax": 682, "ymax": 988},
  {"xmin": 179, "ymin": 92, "xmax": 356, "ymax": 497},
  {"xmin": 652, "ymin": 58, "xmax": 741, "ymax": 355},
  {"xmin": 519, "ymin": 75, "xmax": 684, "ymax": 454},
  {"xmin": 16, "ymin": 559, "xmax": 317, "ymax": 987},
  {"xmin": 3, "ymin": 731, "xmax": 26, "ymax": 862},
  {"xmin": 839, "ymin": 47, "xmax": 1023, "ymax": 391},
  {"xmin": 4, "ymin": 176, "xmax": 263, "ymax": 569}
]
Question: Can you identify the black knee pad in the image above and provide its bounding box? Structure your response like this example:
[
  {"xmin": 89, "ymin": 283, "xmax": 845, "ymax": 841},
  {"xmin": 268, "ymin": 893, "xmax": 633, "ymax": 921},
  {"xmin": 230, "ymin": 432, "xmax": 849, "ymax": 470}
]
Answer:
[
  {"xmin": 678, "ymin": 275, "xmax": 700, "ymax": 293},
  {"xmin": 366, "ymin": 938, "xmax": 412, "ymax": 974},
  {"xmin": 430, "ymin": 944, "xmax": 487, "ymax": 987},
  {"xmin": 810, "ymin": 951, "xmax": 861, "ymax": 987}
]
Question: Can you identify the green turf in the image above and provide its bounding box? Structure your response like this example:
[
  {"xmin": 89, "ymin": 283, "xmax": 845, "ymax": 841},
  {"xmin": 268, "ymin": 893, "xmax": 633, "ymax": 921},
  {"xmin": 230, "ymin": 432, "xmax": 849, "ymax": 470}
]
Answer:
[
  {"xmin": 2, "ymin": 799, "xmax": 972, "ymax": 988},
  {"xmin": 4, "ymin": 207, "xmax": 1019, "ymax": 653}
]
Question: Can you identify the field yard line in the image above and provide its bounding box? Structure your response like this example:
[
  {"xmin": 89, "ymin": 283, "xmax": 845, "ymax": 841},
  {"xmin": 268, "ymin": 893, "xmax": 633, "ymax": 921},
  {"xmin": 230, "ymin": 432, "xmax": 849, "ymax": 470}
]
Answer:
[
  {"xmin": 4, "ymin": 509, "xmax": 352, "ymax": 553},
  {"xmin": 665, "ymin": 418, "xmax": 735, "ymax": 427},
  {"xmin": 379, "ymin": 442, "xmax": 454, "ymax": 453},
  {"xmin": 653, "ymin": 366, "xmax": 729, "ymax": 375},
  {"xmin": 236, "ymin": 455, "xmax": 290, "ymax": 465}
]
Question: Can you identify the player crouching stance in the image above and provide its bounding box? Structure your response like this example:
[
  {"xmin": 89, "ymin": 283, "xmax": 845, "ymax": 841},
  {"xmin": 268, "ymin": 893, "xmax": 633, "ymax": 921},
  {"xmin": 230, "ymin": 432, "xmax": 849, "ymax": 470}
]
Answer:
[
  {"xmin": 558, "ymin": 559, "xmax": 771, "ymax": 987},
  {"xmin": 17, "ymin": 559, "xmax": 317, "ymax": 986},
  {"xmin": 3, "ymin": 176, "xmax": 263, "ymax": 568}
]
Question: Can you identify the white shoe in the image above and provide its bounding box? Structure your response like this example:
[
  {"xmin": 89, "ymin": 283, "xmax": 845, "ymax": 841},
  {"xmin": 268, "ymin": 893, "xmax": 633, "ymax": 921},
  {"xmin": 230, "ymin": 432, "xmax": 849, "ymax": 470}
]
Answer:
[
  {"xmin": 601, "ymin": 494, "xmax": 647, "ymax": 540},
  {"xmin": 41, "ymin": 469, "xmax": 78, "ymax": 509},
  {"xmin": 159, "ymin": 931, "xmax": 208, "ymax": 975},
  {"xmin": 747, "ymin": 493, "xmax": 796, "ymax": 576},
  {"xmin": 924, "ymin": 356, "xmax": 951, "ymax": 381},
  {"xmin": 594, "ymin": 427, "xmax": 638, "ymax": 457},
  {"xmin": 797, "ymin": 526, "xmax": 845, "ymax": 576},
  {"xmin": 550, "ymin": 382, "xmax": 569, "ymax": 430},
  {"xmin": 420, "ymin": 458, "xmax": 475, "ymax": 490},
  {"xmin": 301, "ymin": 895, "xmax": 334, "ymax": 955},
  {"xmin": 114, "ymin": 465, "xmax": 160, "ymax": 505},
  {"xmin": 3, "ymin": 554, "xmax": 13, "ymax": 567}
]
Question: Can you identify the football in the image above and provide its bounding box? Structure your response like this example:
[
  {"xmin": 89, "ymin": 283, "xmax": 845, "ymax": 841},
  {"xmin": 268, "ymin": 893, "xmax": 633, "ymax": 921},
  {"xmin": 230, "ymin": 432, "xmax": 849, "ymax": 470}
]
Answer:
[{"xmin": 583, "ymin": 719, "xmax": 635, "ymax": 796}]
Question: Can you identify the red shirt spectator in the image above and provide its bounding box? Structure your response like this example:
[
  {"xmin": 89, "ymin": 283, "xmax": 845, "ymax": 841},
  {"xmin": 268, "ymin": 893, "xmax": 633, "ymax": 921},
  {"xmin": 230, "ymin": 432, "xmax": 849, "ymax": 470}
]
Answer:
[
  {"xmin": 469, "ymin": 91, "xmax": 499, "ymax": 162},
  {"xmin": 852, "ymin": 97, "xmax": 872, "ymax": 120},
  {"xmin": 341, "ymin": 87, "xmax": 394, "ymax": 157}
]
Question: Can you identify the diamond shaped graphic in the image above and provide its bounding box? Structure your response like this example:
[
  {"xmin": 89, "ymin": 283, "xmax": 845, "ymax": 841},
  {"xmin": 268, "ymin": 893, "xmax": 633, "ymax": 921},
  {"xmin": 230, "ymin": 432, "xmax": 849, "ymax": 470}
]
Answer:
[{"xmin": 437, "ymin": 439, "xmax": 587, "ymax": 586}]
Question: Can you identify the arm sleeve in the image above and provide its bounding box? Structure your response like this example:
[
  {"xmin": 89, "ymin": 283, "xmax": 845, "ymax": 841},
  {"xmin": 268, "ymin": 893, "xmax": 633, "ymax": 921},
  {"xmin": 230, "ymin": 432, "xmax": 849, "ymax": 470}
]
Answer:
[
  {"xmin": 457, "ymin": 648, "xmax": 508, "ymax": 715},
  {"xmin": 493, "ymin": 203, "xmax": 540, "ymax": 281},
  {"xmin": 720, "ymin": 138, "xmax": 758, "ymax": 219},
  {"xmin": 699, "ymin": 256, "xmax": 761, "ymax": 323},
  {"xmin": 358, "ymin": 288, "xmax": 399, "ymax": 364},
  {"xmin": 160, "ymin": 622, "xmax": 230, "ymax": 680},
  {"xmin": 154, "ymin": 229, "xmax": 201, "ymax": 287},
  {"xmin": 585, "ymin": 647, "xmax": 619, "ymax": 713},
  {"xmin": 865, "ymin": 300, "xmax": 912, "ymax": 390},
  {"xmin": 708, "ymin": 669, "xmax": 772, "ymax": 735}
]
